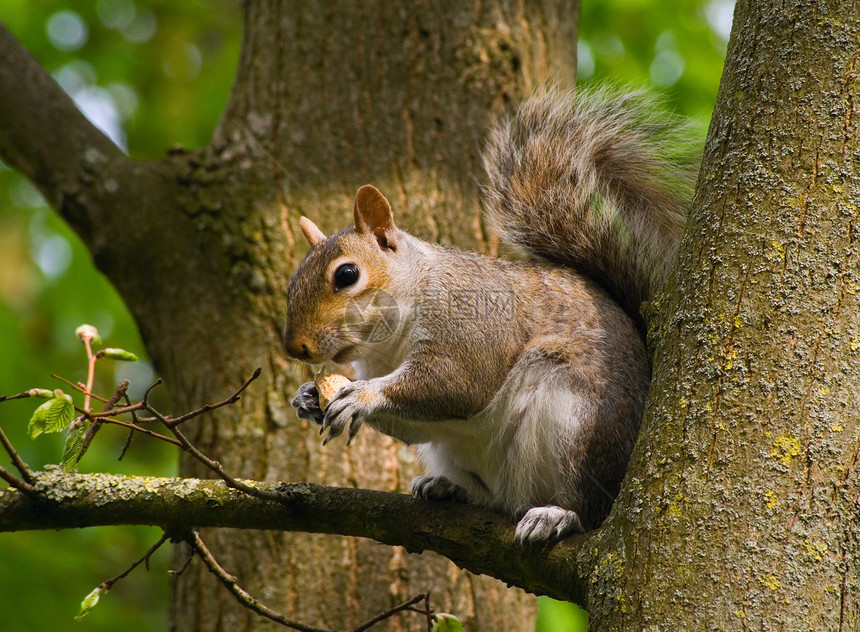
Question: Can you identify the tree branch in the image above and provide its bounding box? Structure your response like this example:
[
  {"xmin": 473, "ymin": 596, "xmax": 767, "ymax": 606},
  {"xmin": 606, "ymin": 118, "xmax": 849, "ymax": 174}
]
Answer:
[
  {"xmin": 0, "ymin": 468, "xmax": 590, "ymax": 604},
  {"xmin": 0, "ymin": 424, "xmax": 33, "ymax": 484},
  {"xmin": 0, "ymin": 466, "xmax": 35, "ymax": 496},
  {"xmin": 0, "ymin": 22, "xmax": 166, "ymax": 255},
  {"xmin": 0, "ymin": 23, "xmax": 124, "ymax": 197}
]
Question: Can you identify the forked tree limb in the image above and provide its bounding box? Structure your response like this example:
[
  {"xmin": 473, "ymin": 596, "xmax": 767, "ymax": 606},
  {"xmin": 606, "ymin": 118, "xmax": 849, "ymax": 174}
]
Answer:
[{"xmin": 0, "ymin": 22, "xmax": 171, "ymax": 255}]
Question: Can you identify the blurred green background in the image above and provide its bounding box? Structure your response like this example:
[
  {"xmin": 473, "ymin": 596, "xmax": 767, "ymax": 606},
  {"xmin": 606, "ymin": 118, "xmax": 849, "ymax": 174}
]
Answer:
[{"xmin": 0, "ymin": 1, "xmax": 730, "ymax": 630}]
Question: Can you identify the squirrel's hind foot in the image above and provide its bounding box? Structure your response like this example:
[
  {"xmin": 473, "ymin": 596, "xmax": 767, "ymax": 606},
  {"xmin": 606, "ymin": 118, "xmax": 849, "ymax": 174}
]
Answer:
[
  {"xmin": 514, "ymin": 506, "xmax": 584, "ymax": 544},
  {"xmin": 411, "ymin": 475, "xmax": 471, "ymax": 504}
]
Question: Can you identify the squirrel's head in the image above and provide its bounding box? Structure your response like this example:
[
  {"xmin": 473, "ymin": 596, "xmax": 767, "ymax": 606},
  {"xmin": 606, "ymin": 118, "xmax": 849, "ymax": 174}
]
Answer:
[{"xmin": 284, "ymin": 185, "xmax": 403, "ymax": 365}]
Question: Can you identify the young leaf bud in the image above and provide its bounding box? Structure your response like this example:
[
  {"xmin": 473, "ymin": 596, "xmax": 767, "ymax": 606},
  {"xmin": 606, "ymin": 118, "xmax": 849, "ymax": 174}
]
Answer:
[{"xmin": 75, "ymin": 324, "xmax": 100, "ymax": 341}]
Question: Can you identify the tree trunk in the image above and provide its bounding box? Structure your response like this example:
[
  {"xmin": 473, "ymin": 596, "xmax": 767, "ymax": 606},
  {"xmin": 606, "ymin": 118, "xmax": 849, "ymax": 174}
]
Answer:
[
  {"xmin": 584, "ymin": 0, "xmax": 860, "ymax": 628},
  {"xmin": 2, "ymin": 2, "xmax": 578, "ymax": 630}
]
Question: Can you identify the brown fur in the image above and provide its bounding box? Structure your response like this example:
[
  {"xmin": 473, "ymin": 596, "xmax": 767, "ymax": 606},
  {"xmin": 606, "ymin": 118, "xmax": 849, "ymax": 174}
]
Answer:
[{"xmin": 285, "ymin": 88, "xmax": 696, "ymax": 540}]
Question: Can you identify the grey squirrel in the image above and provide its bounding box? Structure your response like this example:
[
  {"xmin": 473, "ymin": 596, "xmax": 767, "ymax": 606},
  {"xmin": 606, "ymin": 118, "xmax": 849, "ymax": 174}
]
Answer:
[{"xmin": 284, "ymin": 87, "xmax": 695, "ymax": 542}]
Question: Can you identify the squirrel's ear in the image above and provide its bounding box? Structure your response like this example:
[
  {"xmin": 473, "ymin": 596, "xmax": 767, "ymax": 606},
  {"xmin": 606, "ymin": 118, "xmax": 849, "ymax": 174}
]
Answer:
[
  {"xmin": 299, "ymin": 216, "xmax": 327, "ymax": 247},
  {"xmin": 354, "ymin": 185, "xmax": 397, "ymax": 251}
]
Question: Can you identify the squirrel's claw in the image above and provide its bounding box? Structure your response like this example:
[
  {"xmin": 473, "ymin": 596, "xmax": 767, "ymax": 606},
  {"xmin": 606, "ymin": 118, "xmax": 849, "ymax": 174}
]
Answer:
[
  {"xmin": 321, "ymin": 381, "xmax": 374, "ymax": 446},
  {"xmin": 321, "ymin": 425, "xmax": 342, "ymax": 445},
  {"xmin": 320, "ymin": 392, "xmax": 349, "ymax": 444},
  {"xmin": 346, "ymin": 417, "xmax": 364, "ymax": 445}
]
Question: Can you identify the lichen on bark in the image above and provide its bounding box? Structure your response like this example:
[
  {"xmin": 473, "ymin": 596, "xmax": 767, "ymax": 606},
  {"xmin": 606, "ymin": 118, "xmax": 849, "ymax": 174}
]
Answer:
[{"xmin": 587, "ymin": 1, "xmax": 860, "ymax": 629}]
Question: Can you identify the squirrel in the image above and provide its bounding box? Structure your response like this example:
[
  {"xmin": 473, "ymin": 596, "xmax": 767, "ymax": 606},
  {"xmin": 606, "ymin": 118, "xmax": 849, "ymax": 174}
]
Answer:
[{"xmin": 284, "ymin": 87, "xmax": 696, "ymax": 543}]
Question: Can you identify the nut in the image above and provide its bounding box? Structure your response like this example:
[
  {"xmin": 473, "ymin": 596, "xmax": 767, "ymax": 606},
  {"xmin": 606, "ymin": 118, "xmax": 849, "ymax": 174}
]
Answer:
[{"xmin": 314, "ymin": 371, "xmax": 351, "ymax": 411}]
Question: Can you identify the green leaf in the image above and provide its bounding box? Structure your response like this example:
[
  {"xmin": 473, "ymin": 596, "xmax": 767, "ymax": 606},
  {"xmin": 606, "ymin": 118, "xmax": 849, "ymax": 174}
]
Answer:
[
  {"xmin": 28, "ymin": 396, "xmax": 75, "ymax": 439},
  {"xmin": 431, "ymin": 614, "xmax": 464, "ymax": 632},
  {"xmin": 27, "ymin": 400, "xmax": 51, "ymax": 438},
  {"xmin": 44, "ymin": 397, "xmax": 75, "ymax": 433},
  {"xmin": 74, "ymin": 585, "xmax": 106, "ymax": 621},
  {"xmin": 99, "ymin": 348, "xmax": 139, "ymax": 362},
  {"xmin": 62, "ymin": 420, "xmax": 90, "ymax": 473}
]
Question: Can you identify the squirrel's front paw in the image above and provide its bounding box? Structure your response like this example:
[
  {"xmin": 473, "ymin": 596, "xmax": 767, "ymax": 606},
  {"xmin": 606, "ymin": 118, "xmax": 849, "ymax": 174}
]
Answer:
[
  {"xmin": 321, "ymin": 380, "xmax": 381, "ymax": 446},
  {"xmin": 291, "ymin": 381, "xmax": 323, "ymax": 425}
]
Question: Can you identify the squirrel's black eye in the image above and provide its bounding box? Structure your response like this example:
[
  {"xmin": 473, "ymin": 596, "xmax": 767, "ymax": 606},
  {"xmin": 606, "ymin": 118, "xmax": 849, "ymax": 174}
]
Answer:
[{"xmin": 333, "ymin": 263, "xmax": 360, "ymax": 290}]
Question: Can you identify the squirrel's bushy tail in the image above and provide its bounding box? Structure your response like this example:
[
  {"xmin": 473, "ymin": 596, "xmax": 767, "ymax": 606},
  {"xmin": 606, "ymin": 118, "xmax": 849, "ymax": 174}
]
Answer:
[{"xmin": 483, "ymin": 86, "xmax": 699, "ymax": 330}]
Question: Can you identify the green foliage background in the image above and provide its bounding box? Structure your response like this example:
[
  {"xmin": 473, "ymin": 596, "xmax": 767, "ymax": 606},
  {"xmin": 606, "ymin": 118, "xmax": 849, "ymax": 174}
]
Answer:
[{"xmin": 0, "ymin": 1, "xmax": 729, "ymax": 630}]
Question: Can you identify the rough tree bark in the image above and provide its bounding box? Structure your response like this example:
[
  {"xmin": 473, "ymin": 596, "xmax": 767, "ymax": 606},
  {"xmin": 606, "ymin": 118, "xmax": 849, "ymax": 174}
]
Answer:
[
  {"xmin": 0, "ymin": 2, "xmax": 578, "ymax": 631},
  {"xmin": 584, "ymin": 0, "xmax": 860, "ymax": 628}
]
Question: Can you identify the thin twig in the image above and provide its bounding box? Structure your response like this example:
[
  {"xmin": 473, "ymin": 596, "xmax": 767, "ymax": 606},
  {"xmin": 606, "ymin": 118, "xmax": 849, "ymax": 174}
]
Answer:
[
  {"xmin": 117, "ymin": 392, "xmax": 139, "ymax": 461},
  {"xmin": 168, "ymin": 543, "xmax": 195, "ymax": 577},
  {"xmin": 0, "ymin": 391, "xmax": 35, "ymax": 403},
  {"xmin": 188, "ymin": 530, "xmax": 433, "ymax": 632},
  {"xmin": 0, "ymin": 424, "xmax": 33, "ymax": 483},
  {"xmin": 188, "ymin": 530, "xmax": 335, "ymax": 632},
  {"xmin": 122, "ymin": 415, "xmax": 158, "ymax": 423},
  {"xmin": 424, "ymin": 593, "xmax": 433, "ymax": 632},
  {"xmin": 125, "ymin": 392, "xmax": 138, "ymax": 419},
  {"xmin": 117, "ymin": 429, "xmax": 135, "ymax": 460},
  {"xmin": 349, "ymin": 593, "xmax": 428, "ymax": 632},
  {"xmin": 160, "ymin": 371, "xmax": 290, "ymax": 500},
  {"xmin": 81, "ymin": 403, "xmax": 146, "ymax": 419},
  {"xmin": 155, "ymin": 415, "xmax": 288, "ymax": 501},
  {"xmin": 99, "ymin": 531, "xmax": 170, "ymax": 591},
  {"xmin": 133, "ymin": 371, "xmax": 286, "ymax": 502},
  {"xmin": 81, "ymin": 335, "xmax": 97, "ymax": 412},
  {"xmin": 51, "ymin": 374, "xmax": 109, "ymax": 404},
  {"xmin": 96, "ymin": 418, "xmax": 182, "ymax": 447},
  {"xmin": 0, "ymin": 464, "xmax": 36, "ymax": 496},
  {"xmin": 166, "ymin": 368, "xmax": 262, "ymax": 427},
  {"xmin": 79, "ymin": 380, "xmax": 130, "ymax": 462},
  {"xmin": 142, "ymin": 378, "xmax": 163, "ymax": 406},
  {"xmin": 104, "ymin": 380, "xmax": 130, "ymax": 411}
]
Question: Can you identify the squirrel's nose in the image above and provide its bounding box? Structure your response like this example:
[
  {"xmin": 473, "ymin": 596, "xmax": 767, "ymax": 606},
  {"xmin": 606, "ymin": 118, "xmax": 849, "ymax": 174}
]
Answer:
[{"xmin": 284, "ymin": 337, "xmax": 312, "ymax": 361}]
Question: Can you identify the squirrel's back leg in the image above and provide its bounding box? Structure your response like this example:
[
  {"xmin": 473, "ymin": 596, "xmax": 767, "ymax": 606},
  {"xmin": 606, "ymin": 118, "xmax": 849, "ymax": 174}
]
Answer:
[
  {"xmin": 407, "ymin": 324, "xmax": 646, "ymax": 543},
  {"xmin": 493, "ymin": 333, "xmax": 647, "ymax": 542}
]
